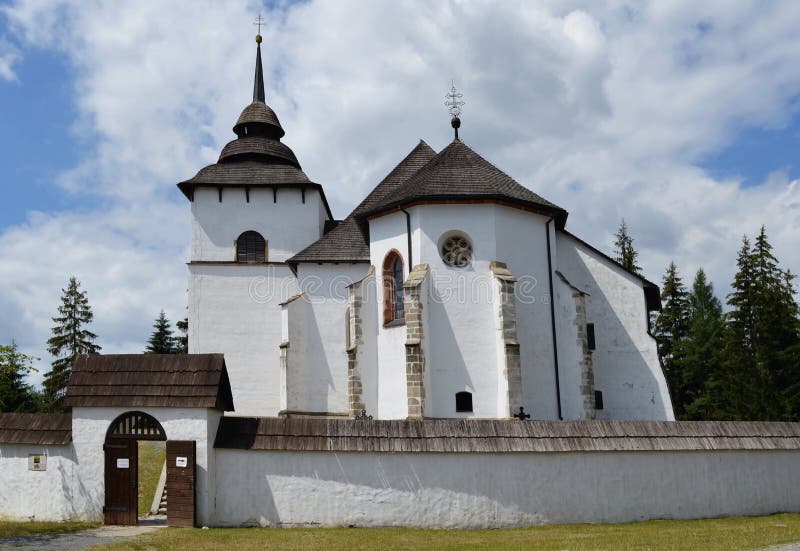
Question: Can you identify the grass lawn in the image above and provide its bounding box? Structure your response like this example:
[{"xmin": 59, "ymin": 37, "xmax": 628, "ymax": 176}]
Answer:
[
  {"xmin": 0, "ymin": 520, "xmax": 98, "ymax": 538},
  {"xmin": 137, "ymin": 440, "xmax": 165, "ymax": 517},
  {"xmin": 86, "ymin": 513, "xmax": 800, "ymax": 550}
]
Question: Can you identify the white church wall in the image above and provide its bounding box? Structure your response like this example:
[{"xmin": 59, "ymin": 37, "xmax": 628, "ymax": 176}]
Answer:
[
  {"xmin": 0, "ymin": 444, "xmax": 84, "ymax": 521},
  {"xmin": 189, "ymin": 264, "xmax": 299, "ymax": 416},
  {"xmin": 495, "ymin": 208, "xmax": 560, "ymax": 420},
  {"xmin": 213, "ymin": 448, "xmax": 800, "ymax": 528},
  {"xmin": 190, "ymin": 187, "xmax": 325, "ymax": 262},
  {"xmin": 415, "ymin": 204, "xmax": 500, "ymax": 418},
  {"xmin": 287, "ymin": 263, "xmax": 369, "ymax": 415},
  {"xmin": 369, "ymin": 211, "xmax": 410, "ymax": 419},
  {"xmin": 555, "ymin": 232, "xmax": 674, "ymax": 420},
  {"xmin": 554, "ymin": 275, "xmax": 588, "ymax": 420},
  {"xmin": 70, "ymin": 407, "xmax": 221, "ymax": 526}
]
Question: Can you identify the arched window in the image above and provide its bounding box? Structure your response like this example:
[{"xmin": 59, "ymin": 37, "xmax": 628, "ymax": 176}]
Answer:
[
  {"xmin": 455, "ymin": 391, "xmax": 473, "ymax": 413},
  {"xmin": 382, "ymin": 251, "xmax": 405, "ymax": 325},
  {"xmin": 236, "ymin": 231, "xmax": 266, "ymax": 263}
]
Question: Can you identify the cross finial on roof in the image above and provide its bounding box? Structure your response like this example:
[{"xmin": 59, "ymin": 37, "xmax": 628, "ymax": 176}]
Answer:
[
  {"xmin": 254, "ymin": 12, "xmax": 264, "ymax": 40},
  {"xmin": 445, "ymin": 81, "xmax": 465, "ymax": 140}
]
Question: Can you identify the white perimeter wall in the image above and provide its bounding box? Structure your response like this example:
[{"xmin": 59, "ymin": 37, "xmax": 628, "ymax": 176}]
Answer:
[
  {"xmin": 555, "ymin": 232, "xmax": 674, "ymax": 420},
  {"xmin": 214, "ymin": 448, "xmax": 800, "ymax": 528},
  {"xmin": 0, "ymin": 444, "xmax": 85, "ymax": 521}
]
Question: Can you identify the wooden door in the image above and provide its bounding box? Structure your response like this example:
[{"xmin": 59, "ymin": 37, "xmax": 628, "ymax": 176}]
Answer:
[
  {"xmin": 104, "ymin": 438, "xmax": 138, "ymax": 525},
  {"xmin": 166, "ymin": 440, "xmax": 196, "ymax": 527}
]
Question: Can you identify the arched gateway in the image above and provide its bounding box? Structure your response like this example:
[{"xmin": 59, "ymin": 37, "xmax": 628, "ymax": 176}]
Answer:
[{"xmin": 104, "ymin": 412, "xmax": 166, "ymax": 525}]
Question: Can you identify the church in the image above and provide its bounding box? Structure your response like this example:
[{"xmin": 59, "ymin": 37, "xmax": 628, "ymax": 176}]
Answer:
[
  {"xmin": 180, "ymin": 33, "xmax": 674, "ymax": 422},
  {"xmin": 2, "ymin": 32, "xmax": 799, "ymax": 530}
]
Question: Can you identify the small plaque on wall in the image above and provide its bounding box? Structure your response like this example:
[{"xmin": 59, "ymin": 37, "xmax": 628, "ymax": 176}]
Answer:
[
  {"xmin": 175, "ymin": 456, "xmax": 188, "ymax": 468},
  {"xmin": 28, "ymin": 454, "xmax": 46, "ymax": 471},
  {"xmin": 116, "ymin": 458, "xmax": 130, "ymax": 469}
]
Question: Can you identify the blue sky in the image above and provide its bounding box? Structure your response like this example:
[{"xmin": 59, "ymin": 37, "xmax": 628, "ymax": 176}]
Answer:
[{"xmin": 1, "ymin": 1, "xmax": 798, "ymax": 384}]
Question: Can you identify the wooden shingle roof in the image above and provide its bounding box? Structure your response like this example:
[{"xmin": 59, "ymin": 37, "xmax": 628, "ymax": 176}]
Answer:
[
  {"xmin": 65, "ymin": 354, "xmax": 234, "ymax": 411},
  {"xmin": 288, "ymin": 140, "xmax": 437, "ymax": 265},
  {"xmin": 363, "ymin": 139, "xmax": 568, "ymax": 226},
  {"xmin": 0, "ymin": 413, "xmax": 72, "ymax": 445},
  {"xmin": 214, "ymin": 418, "xmax": 800, "ymax": 453}
]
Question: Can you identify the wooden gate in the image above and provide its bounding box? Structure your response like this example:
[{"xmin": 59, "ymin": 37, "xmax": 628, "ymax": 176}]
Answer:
[
  {"xmin": 103, "ymin": 411, "xmax": 166, "ymax": 526},
  {"xmin": 166, "ymin": 440, "xmax": 196, "ymax": 527},
  {"xmin": 103, "ymin": 438, "xmax": 138, "ymax": 525}
]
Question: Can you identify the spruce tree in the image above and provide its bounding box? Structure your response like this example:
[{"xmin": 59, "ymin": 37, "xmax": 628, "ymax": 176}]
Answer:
[
  {"xmin": 145, "ymin": 310, "xmax": 177, "ymax": 354},
  {"xmin": 653, "ymin": 262, "xmax": 691, "ymax": 415},
  {"xmin": 681, "ymin": 269, "xmax": 724, "ymax": 420},
  {"xmin": 713, "ymin": 236, "xmax": 760, "ymax": 420},
  {"xmin": 613, "ymin": 219, "xmax": 642, "ymax": 274},
  {"xmin": 43, "ymin": 277, "xmax": 101, "ymax": 411},
  {"xmin": 0, "ymin": 340, "xmax": 37, "ymax": 412},
  {"xmin": 175, "ymin": 318, "xmax": 188, "ymax": 354}
]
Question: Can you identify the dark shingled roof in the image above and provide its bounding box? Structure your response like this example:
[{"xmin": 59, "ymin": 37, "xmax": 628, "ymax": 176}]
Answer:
[
  {"xmin": 214, "ymin": 418, "xmax": 800, "ymax": 453},
  {"xmin": 288, "ymin": 140, "xmax": 437, "ymax": 265},
  {"xmin": 363, "ymin": 139, "xmax": 568, "ymax": 226},
  {"xmin": 65, "ymin": 354, "xmax": 234, "ymax": 411},
  {"xmin": 0, "ymin": 413, "xmax": 72, "ymax": 445}
]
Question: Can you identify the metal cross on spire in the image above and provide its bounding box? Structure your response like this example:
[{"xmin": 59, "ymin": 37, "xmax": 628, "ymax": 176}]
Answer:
[
  {"xmin": 445, "ymin": 81, "xmax": 465, "ymax": 140},
  {"xmin": 254, "ymin": 12, "xmax": 265, "ymax": 36}
]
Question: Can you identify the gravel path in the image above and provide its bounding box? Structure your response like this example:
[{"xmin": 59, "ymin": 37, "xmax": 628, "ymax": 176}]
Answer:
[{"xmin": 0, "ymin": 521, "xmax": 165, "ymax": 551}]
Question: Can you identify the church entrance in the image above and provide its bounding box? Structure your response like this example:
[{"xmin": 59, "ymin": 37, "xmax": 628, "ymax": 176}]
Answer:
[{"xmin": 103, "ymin": 412, "xmax": 196, "ymax": 527}]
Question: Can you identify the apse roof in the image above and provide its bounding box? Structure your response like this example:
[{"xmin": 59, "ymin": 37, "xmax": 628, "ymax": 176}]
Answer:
[{"xmin": 363, "ymin": 139, "xmax": 568, "ymax": 226}]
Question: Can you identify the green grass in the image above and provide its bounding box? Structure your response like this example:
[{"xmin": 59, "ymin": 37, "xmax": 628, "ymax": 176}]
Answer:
[
  {"xmin": 86, "ymin": 513, "xmax": 800, "ymax": 551},
  {"xmin": 0, "ymin": 520, "xmax": 98, "ymax": 538},
  {"xmin": 137, "ymin": 440, "xmax": 165, "ymax": 517}
]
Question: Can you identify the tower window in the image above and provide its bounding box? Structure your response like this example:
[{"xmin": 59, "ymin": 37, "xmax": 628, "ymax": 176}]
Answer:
[
  {"xmin": 236, "ymin": 231, "xmax": 266, "ymax": 263},
  {"xmin": 587, "ymin": 323, "xmax": 596, "ymax": 350},
  {"xmin": 382, "ymin": 251, "xmax": 405, "ymax": 325},
  {"xmin": 455, "ymin": 391, "xmax": 473, "ymax": 413}
]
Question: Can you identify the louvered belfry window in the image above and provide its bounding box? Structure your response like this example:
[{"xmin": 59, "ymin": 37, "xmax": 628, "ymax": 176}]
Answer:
[{"xmin": 236, "ymin": 231, "xmax": 266, "ymax": 263}]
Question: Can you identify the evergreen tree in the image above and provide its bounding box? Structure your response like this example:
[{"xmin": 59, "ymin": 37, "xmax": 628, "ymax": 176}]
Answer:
[
  {"xmin": 713, "ymin": 236, "xmax": 760, "ymax": 420},
  {"xmin": 681, "ymin": 269, "xmax": 724, "ymax": 420},
  {"xmin": 0, "ymin": 340, "xmax": 37, "ymax": 412},
  {"xmin": 145, "ymin": 310, "xmax": 177, "ymax": 354},
  {"xmin": 712, "ymin": 228, "xmax": 800, "ymax": 420},
  {"xmin": 613, "ymin": 219, "xmax": 642, "ymax": 274},
  {"xmin": 653, "ymin": 262, "xmax": 691, "ymax": 415},
  {"xmin": 175, "ymin": 318, "xmax": 188, "ymax": 354},
  {"xmin": 43, "ymin": 277, "xmax": 101, "ymax": 411}
]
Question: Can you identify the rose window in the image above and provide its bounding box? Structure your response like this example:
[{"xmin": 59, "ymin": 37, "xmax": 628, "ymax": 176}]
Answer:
[{"xmin": 441, "ymin": 234, "xmax": 473, "ymax": 267}]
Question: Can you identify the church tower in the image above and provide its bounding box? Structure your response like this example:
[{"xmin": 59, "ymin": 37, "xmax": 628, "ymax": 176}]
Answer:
[{"xmin": 178, "ymin": 32, "xmax": 332, "ymax": 416}]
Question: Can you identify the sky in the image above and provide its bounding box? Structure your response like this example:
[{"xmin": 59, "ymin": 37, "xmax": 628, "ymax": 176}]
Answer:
[{"xmin": 0, "ymin": 0, "xmax": 798, "ymax": 385}]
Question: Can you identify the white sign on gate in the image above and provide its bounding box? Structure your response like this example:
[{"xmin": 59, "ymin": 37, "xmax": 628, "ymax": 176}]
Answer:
[
  {"xmin": 176, "ymin": 456, "xmax": 188, "ymax": 468},
  {"xmin": 116, "ymin": 458, "xmax": 129, "ymax": 469}
]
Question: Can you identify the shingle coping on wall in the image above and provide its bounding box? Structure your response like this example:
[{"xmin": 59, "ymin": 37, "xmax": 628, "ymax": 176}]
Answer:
[
  {"xmin": 213, "ymin": 418, "xmax": 800, "ymax": 453},
  {"xmin": 0, "ymin": 413, "xmax": 72, "ymax": 445}
]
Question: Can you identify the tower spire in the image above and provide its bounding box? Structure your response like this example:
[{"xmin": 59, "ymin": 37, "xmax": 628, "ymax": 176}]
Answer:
[{"xmin": 253, "ymin": 14, "xmax": 265, "ymax": 103}]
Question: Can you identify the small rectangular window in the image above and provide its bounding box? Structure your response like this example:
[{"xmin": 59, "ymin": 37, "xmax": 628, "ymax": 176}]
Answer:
[
  {"xmin": 587, "ymin": 323, "xmax": 596, "ymax": 350},
  {"xmin": 594, "ymin": 390, "xmax": 604, "ymax": 410},
  {"xmin": 455, "ymin": 391, "xmax": 473, "ymax": 413}
]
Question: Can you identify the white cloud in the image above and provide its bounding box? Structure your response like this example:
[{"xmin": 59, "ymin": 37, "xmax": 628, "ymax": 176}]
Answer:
[
  {"xmin": 1, "ymin": 0, "xmax": 799, "ymax": 382},
  {"xmin": 0, "ymin": 37, "xmax": 21, "ymax": 81}
]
